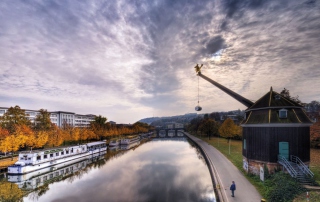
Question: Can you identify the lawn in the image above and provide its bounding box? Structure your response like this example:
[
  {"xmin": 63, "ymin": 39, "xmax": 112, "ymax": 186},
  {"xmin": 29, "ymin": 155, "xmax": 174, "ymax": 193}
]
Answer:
[
  {"xmin": 195, "ymin": 135, "xmax": 320, "ymax": 201},
  {"xmin": 310, "ymin": 148, "xmax": 320, "ymax": 185}
]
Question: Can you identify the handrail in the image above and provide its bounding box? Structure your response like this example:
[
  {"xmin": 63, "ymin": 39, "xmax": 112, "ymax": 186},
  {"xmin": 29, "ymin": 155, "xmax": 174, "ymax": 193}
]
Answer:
[
  {"xmin": 290, "ymin": 155, "xmax": 314, "ymax": 178},
  {"xmin": 278, "ymin": 155, "xmax": 297, "ymax": 178}
]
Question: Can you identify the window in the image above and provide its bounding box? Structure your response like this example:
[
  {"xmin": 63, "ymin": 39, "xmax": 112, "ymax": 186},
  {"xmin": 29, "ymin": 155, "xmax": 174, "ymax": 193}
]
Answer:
[
  {"xmin": 56, "ymin": 152, "xmax": 59, "ymax": 156},
  {"xmin": 37, "ymin": 156, "xmax": 41, "ymax": 160},
  {"xmin": 61, "ymin": 151, "xmax": 64, "ymax": 155},
  {"xmin": 279, "ymin": 109, "xmax": 288, "ymax": 118},
  {"xmin": 50, "ymin": 154, "xmax": 53, "ymax": 157},
  {"xmin": 275, "ymin": 95, "xmax": 281, "ymax": 100},
  {"xmin": 44, "ymin": 154, "xmax": 48, "ymax": 159},
  {"xmin": 66, "ymin": 150, "xmax": 69, "ymax": 154}
]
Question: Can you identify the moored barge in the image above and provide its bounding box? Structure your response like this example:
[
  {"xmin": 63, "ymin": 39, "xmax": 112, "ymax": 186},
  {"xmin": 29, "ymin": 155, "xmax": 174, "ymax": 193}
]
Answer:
[{"xmin": 8, "ymin": 141, "xmax": 107, "ymax": 174}]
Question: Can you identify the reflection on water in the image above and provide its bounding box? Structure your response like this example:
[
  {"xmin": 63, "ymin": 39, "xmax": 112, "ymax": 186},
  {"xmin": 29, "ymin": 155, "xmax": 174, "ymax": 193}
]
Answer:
[{"xmin": 2, "ymin": 137, "xmax": 215, "ymax": 202}]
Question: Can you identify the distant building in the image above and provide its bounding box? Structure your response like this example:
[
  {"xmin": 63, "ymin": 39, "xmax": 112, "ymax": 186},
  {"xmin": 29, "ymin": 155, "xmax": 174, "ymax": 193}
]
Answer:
[
  {"xmin": 0, "ymin": 107, "xmax": 95, "ymax": 128},
  {"xmin": 166, "ymin": 122, "xmax": 183, "ymax": 129}
]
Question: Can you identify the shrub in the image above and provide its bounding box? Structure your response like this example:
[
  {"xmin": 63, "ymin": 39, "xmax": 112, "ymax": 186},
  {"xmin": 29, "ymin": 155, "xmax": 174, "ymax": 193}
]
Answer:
[{"xmin": 265, "ymin": 172, "xmax": 306, "ymax": 202}]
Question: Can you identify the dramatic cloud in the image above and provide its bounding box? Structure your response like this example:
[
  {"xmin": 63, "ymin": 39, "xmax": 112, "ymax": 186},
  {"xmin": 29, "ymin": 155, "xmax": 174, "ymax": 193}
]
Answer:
[{"xmin": 0, "ymin": 0, "xmax": 319, "ymax": 123}]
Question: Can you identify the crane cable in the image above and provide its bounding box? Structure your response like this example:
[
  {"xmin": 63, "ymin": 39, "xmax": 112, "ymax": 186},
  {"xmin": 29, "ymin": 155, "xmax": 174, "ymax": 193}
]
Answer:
[{"xmin": 197, "ymin": 74, "xmax": 200, "ymax": 106}]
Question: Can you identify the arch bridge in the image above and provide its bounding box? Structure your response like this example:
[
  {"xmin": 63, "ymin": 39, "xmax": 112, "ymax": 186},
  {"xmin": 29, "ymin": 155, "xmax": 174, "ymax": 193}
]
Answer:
[{"xmin": 156, "ymin": 128, "xmax": 185, "ymax": 138}]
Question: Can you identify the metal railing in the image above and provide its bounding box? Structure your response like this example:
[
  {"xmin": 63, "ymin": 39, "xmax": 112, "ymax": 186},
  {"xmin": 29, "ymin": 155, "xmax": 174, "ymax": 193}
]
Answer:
[
  {"xmin": 278, "ymin": 155, "xmax": 297, "ymax": 178},
  {"xmin": 291, "ymin": 155, "xmax": 314, "ymax": 178}
]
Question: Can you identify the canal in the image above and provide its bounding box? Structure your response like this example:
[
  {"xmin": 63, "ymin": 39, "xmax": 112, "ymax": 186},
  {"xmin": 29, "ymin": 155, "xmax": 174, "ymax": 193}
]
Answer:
[{"xmin": 3, "ymin": 136, "xmax": 216, "ymax": 202}]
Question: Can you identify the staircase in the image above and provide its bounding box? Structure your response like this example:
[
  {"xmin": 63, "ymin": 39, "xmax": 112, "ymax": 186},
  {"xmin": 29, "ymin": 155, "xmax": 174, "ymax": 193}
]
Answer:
[{"xmin": 278, "ymin": 155, "xmax": 314, "ymax": 185}]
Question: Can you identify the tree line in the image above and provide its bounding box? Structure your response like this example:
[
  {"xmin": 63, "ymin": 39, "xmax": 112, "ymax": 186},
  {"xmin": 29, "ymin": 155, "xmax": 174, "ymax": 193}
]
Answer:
[
  {"xmin": 0, "ymin": 106, "xmax": 153, "ymax": 157},
  {"xmin": 186, "ymin": 114, "xmax": 242, "ymax": 141}
]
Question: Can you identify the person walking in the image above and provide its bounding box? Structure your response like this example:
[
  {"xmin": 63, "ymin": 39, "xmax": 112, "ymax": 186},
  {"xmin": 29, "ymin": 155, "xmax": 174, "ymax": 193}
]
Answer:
[{"xmin": 230, "ymin": 181, "xmax": 236, "ymax": 197}]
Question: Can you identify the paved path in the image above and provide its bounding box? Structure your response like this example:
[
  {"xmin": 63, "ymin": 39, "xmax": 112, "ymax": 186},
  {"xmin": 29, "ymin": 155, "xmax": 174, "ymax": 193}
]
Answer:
[{"xmin": 184, "ymin": 133, "xmax": 262, "ymax": 202}]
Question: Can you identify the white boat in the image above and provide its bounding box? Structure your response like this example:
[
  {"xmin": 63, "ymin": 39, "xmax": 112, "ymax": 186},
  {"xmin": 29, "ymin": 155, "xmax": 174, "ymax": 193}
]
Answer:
[
  {"xmin": 8, "ymin": 152, "xmax": 106, "ymax": 190},
  {"xmin": 120, "ymin": 135, "xmax": 140, "ymax": 145},
  {"xmin": 8, "ymin": 141, "xmax": 107, "ymax": 175},
  {"xmin": 109, "ymin": 139, "xmax": 121, "ymax": 147}
]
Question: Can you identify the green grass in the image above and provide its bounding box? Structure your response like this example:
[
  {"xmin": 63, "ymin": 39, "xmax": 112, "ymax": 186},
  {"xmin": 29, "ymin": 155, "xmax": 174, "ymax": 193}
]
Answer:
[
  {"xmin": 193, "ymin": 134, "xmax": 320, "ymax": 201},
  {"xmin": 310, "ymin": 149, "xmax": 320, "ymax": 185}
]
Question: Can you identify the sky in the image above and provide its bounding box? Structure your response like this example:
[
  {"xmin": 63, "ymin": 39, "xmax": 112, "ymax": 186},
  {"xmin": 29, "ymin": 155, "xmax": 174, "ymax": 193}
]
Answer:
[{"xmin": 0, "ymin": 0, "xmax": 319, "ymax": 124}]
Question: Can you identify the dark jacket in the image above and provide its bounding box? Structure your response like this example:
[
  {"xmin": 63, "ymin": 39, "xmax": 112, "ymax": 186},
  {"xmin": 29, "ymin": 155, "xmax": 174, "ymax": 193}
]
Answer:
[{"xmin": 230, "ymin": 183, "xmax": 236, "ymax": 191}]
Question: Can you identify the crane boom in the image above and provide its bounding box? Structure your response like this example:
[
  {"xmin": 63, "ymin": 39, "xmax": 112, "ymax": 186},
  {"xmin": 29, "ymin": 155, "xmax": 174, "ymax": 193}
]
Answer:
[{"xmin": 198, "ymin": 72, "xmax": 254, "ymax": 108}]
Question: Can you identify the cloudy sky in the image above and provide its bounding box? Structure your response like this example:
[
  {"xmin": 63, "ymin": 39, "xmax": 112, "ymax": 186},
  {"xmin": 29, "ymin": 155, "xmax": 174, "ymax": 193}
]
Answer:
[{"xmin": 0, "ymin": 0, "xmax": 319, "ymax": 123}]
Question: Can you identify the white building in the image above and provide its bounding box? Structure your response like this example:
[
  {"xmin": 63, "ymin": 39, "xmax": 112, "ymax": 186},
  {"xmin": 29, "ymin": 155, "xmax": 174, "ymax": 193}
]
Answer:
[{"xmin": 0, "ymin": 107, "xmax": 95, "ymax": 128}]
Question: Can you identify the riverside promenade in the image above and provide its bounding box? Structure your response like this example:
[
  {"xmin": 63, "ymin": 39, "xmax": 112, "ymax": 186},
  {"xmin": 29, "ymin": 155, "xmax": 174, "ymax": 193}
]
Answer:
[{"xmin": 184, "ymin": 132, "xmax": 262, "ymax": 202}]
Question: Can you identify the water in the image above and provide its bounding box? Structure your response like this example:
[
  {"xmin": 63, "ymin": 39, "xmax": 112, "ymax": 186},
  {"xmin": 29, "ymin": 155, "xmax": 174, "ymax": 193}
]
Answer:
[{"xmin": 5, "ymin": 137, "xmax": 216, "ymax": 202}]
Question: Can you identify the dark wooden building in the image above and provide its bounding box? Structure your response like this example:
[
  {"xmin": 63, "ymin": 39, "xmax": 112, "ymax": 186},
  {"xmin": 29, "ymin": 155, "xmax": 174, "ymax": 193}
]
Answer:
[
  {"xmin": 241, "ymin": 87, "xmax": 313, "ymax": 173},
  {"xmin": 196, "ymin": 68, "xmax": 313, "ymax": 174}
]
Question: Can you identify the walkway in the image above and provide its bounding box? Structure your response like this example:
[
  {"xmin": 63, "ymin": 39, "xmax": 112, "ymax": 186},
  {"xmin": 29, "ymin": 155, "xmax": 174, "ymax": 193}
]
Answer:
[{"xmin": 184, "ymin": 132, "xmax": 262, "ymax": 202}]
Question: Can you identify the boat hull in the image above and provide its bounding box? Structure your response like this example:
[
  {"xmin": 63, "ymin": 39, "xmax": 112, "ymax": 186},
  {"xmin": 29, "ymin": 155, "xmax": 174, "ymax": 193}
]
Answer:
[{"xmin": 8, "ymin": 148, "xmax": 106, "ymax": 175}]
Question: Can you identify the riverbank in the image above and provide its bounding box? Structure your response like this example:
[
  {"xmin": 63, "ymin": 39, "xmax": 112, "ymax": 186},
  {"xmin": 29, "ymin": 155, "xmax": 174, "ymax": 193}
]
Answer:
[{"xmin": 184, "ymin": 132, "xmax": 262, "ymax": 202}]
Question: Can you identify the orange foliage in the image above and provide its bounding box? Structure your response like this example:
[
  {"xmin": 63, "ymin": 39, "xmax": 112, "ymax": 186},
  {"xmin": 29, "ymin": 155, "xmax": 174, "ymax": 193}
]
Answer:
[{"xmin": 0, "ymin": 127, "xmax": 9, "ymax": 140}]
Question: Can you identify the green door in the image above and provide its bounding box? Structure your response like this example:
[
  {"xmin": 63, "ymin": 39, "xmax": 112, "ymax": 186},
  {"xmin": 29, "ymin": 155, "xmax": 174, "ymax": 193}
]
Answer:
[{"xmin": 279, "ymin": 142, "xmax": 289, "ymax": 160}]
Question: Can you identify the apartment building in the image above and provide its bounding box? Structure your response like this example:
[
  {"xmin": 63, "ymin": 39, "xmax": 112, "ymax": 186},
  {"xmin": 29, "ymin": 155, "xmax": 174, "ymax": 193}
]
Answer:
[{"xmin": 0, "ymin": 107, "xmax": 95, "ymax": 128}]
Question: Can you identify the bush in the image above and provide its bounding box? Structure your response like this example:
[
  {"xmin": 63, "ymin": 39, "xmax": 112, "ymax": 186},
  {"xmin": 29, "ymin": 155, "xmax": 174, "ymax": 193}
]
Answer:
[{"xmin": 265, "ymin": 172, "xmax": 306, "ymax": 202}]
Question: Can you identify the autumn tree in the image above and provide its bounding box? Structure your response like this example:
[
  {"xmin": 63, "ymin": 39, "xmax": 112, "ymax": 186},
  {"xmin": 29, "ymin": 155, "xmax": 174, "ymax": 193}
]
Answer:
[
  {"xmin": 34, "ymin": 109, "xmax": 52, "ymax": 131},
  {"xmin": 0, "ymin": 105, "xmax": 31, "ymax": 133},
  {"xmin": 90, "ymin": 115, "xmax": 108, "ymax": 140},
  {"xmin": 0, "ymin": 127, "xmax": 9, "ymax": 141},
  {"xmin": 3, "ymin": 125, "xmax": 27, "ymax": 160},
  {"xmin": 218, "ymin": 118, "xmax": 239, "ymax": 141},
  {"xmin": 80, "ymin": 128, "xmax": 98, "ymax": 143},
  {"xmin": 19, "ymin": 124, "xmax": 36, "ymax": 149},
  {"xmin": 34, "ymin": 130, "xmax": 49, "ymax": 148},
  {"xmin": 132, "ymin": 122, "xmax": 149, "ymax": 134},
  {"xmin": 0, "ymin": 127, "xmax": 10, "ymax": 155},
  {"xmin": 47, "ymin": 125, "xmax": 64, "ymax": 147},
  {"xmin": 219, "ymin": 118, "xmax": 241, "ymax": 154}
]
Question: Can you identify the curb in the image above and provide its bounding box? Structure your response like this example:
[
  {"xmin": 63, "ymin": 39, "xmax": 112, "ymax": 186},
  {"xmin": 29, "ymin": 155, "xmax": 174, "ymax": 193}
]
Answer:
[{"xmin": 183, "ymin": 132, "xmax": 225, "ymax": 202}]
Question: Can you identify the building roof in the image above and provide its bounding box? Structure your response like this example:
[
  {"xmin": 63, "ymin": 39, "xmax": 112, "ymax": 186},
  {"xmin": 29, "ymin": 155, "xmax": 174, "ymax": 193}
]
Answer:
[
  {"xmin": 242, "ymin": 87, "xmax": 313, "ymax": 125},
  {"xmin": 247, "ymin": 87, "xmax": 303, "ymax": 110}
]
